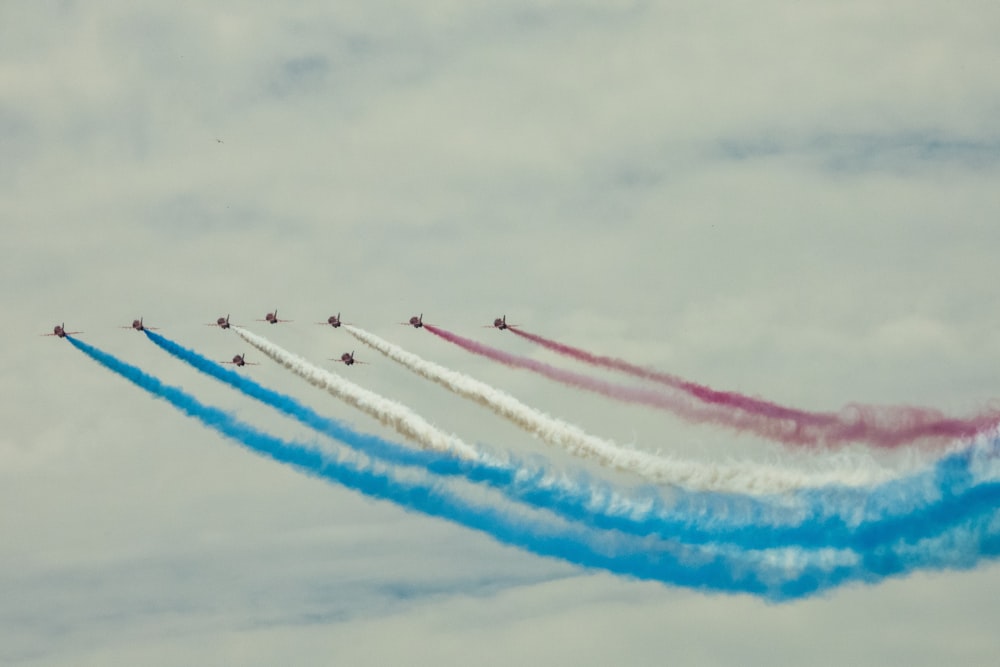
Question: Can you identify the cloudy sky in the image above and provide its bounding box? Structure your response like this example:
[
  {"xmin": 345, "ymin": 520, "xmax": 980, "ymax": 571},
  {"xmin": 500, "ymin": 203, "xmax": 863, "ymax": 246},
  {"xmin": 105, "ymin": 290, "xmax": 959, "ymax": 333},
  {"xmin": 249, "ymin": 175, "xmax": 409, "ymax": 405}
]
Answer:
[{"xmin": 4, "ymin": 1, "xmax": 1000, "ymax": 664}]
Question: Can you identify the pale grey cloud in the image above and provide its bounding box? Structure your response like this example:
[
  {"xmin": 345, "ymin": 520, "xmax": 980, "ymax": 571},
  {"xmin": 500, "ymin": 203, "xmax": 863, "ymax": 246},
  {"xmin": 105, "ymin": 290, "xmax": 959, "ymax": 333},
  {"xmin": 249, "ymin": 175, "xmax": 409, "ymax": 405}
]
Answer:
[{"xmin": 3, "ymin": 1, "xmax": 1000, "ymax": 664}]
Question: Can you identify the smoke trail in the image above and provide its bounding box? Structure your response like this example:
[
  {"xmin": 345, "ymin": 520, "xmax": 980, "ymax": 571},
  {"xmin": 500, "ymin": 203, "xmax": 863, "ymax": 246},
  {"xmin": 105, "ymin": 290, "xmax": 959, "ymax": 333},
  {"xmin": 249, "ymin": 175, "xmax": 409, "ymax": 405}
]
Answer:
[
  {"xmin": 231, "ymin": 327, "xmax": 480, "ymax": 461},
  {"xmin": 64, "ymin": 334, "xmax": 1000, "ymax": 601},
  {"xmin": 145, "ymin": 329, "xmax": 440, "ymax": 468},
  {"xmin": 347, "ymin": 325, "xmax": 894, "ymax": 493},
  {"xmin": 150, "ymin": 329, "xmax": 784, "ymax": 542},
  {"xmin": 509, "ymin": 327, "xmax": 832, "ymax": 425},
  {"xmin": 510, "ymin": 327, "xmax": 1000, "ymax": 448},
  {"xmin": 149, "ymin": 329, "xmax": 1000, "ymax": 553},
  {"xmin": 431, "ymin": 324, "xmax": 999, "ymax": 448}
]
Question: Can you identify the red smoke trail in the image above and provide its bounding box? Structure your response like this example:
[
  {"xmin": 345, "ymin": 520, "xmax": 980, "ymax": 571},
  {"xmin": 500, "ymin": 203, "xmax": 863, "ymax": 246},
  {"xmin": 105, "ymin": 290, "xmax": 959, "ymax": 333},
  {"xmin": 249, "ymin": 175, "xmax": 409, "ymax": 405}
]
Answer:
[
  {"xmin": 510, "ymin": 327, "xmax": 833, "ymax": 426},
  {"xmin": 426, "ymin": 324, "xmax": 1000, "ymax": 448}
]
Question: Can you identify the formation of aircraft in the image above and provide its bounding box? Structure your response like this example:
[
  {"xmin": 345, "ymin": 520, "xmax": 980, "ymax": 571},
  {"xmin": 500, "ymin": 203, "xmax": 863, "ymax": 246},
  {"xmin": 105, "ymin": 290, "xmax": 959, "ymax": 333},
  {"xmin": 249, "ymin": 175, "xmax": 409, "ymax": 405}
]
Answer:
[
  {"xmin": 51, "ymin": 312, "xmax": 504, "ymax": 359},
  {"xmin": 257, "ymin": 310, "xmax": 291, "ymax": 325},
  {"xmin": 50, "ymin": 311, "xmax": 449, "ymax": 333},
  {"xmin": 221, "ymin": 353, "xmax": 258, "ymax": 367},
  {"xmin": 42, "ymin": 323, "xmax": 82, "ymax": 338}
]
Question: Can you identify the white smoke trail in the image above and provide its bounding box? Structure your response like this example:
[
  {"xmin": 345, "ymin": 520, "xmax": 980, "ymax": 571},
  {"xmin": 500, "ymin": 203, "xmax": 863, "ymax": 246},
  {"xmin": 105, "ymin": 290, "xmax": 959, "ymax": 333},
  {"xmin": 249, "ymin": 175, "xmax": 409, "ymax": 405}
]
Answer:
[
  {"xmin": 345, "ymin": 325, "xmax": 898, "ymax": 494},
  {"xmin": 232, "ymin": 327, "xmax": 662, "ymax": 518},
  {"xmin": 233, "ymin": 327, "xmax": 480, "ymax": 460}
]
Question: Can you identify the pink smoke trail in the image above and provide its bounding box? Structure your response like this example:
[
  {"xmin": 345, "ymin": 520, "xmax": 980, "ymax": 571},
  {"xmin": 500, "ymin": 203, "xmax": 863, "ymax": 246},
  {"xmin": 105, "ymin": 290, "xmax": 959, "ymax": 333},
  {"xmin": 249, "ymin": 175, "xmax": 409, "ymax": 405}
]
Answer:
[
  {"xmin": 426, "ymin": 324, "xmax": 1000, "ymax": 448},
  {"xmin": 509, "ymin": 327, "xmax": 832, "ymax": 426}
]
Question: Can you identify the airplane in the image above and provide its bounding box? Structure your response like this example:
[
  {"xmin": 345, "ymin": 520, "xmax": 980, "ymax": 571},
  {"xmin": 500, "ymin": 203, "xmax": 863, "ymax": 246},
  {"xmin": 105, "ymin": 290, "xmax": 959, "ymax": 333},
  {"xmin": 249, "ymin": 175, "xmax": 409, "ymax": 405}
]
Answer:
[
  {"xmin": 484, "ymin": 315, "xmax": 517, "ymax": 331},
  {"xmin": 330, "ymin": 351, "xmax": 366, "ymax": 366},
  {"xmin": 221, "ymin": 353, "xmax": 258, "ymax": 367},
  {"xmin": 42, "ymin": 323, "xmax": 82, "ymax": 338},
  {"xmin": 403, "ymin": 313, "xmax": 423, "ymax": 328},
  {"xmin": 123, "ymin": 317, "xmax": 157, "ymax": 332},
  {"xmin": 257, "ymin": 309, "xmax": 291, "ymax": 325},
  {"xmin": 206, "ymin": 314, "xmax": 231, "ymax": 330},
  {"xmin": 316, "ymin": 313, "xmax": 343, "ymax": 328}
]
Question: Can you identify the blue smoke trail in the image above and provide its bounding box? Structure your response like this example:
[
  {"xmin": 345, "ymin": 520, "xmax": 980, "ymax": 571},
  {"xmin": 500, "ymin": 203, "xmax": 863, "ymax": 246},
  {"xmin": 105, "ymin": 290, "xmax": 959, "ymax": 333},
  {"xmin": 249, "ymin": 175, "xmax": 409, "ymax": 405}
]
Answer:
[
  {"xmin": 145, "ymin": 330, "xmax": 1000, "ymax": 554},
  {"xmin": 68, "ymin": 334, "xmax": 810, "ymax": 599},
  {"xmin": 145, "ymin": 330, "xmax": 439, "ymax": 468},
  {"xmin": 69, "ymin": 335, "xmax": 1000, "ymax": 600}
]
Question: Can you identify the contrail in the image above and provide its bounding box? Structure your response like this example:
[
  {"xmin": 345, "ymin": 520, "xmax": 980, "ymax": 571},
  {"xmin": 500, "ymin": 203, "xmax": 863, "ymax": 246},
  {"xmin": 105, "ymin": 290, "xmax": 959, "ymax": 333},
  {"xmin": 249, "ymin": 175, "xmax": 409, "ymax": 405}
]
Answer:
[
  {"xmin": 509, "ymin": 327, "xmax": 832, "ymax": 425},
  {"xmin": 61, "ymin": 335, "xmax": 846, "ymax": 598},
  {"xmin": 509, "ymin": 326, "xmax": 1000, "ymax": 447},
  {"xmin": 147, "ymin": 328, "xmax": 667, "ymax": 531},
  {"xmin": 346, "ymin": 325, "xmax": 896, "ymax": 493},
  {"xmin": 148, "ymin": 329, "xmax": 997, "ymax": 552},
  {"xmin": 431, "ymin": 324, "xmax": 1000, "ymax": 448},
  {"xmin": 232, "ymin": 326, "xmax": 480, "ymax": 461},
  {"xmin": 65, "ymin": 334, "xmax": 1000, "ymax": 601},
  {"xmin": 145, "ymin": 329, "xmax": 440, "ymax": 468}
]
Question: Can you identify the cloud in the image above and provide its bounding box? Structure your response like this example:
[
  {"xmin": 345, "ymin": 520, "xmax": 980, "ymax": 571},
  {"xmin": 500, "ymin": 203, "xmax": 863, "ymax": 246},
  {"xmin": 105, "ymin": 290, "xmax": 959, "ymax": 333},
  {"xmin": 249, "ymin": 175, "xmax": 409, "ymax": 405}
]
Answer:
[{"xmin": 5, "ymin": 1, "xmax": 1000, "ymax": 664}]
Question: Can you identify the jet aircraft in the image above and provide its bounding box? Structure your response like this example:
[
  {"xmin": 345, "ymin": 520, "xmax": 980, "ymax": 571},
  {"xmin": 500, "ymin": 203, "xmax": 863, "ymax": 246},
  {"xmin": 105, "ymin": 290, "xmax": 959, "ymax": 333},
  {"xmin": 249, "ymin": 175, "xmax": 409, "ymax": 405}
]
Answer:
[
  {"xmin": 331, "ymin": 351, "xmax": 365, "ymax": 366},
  {"xmin": 221, "ymin": 353, "xmax": 258, "ymax": 367},
  {"xmin": 317, "ymin": 313, "xmax": 343, "ymax": 328},
  {"xmin": 206, "ymin": 315, "xmax": 231, "ymax": 329},
  {"xmin": 42, "ymin": 323, "xmax": 82, "ymax": 338},
  {"xmin": 403, "ymin": 314, "xmax": 423, "ymax": 328},
  {"xmin": 124, "ymin": 318, "xmax": 157, "ymax": 332},
  {"xmin": 485, "ymin": 315, "xmax": 517, "ymax": 331},
  {"xmin": 257, "ymin": 310, "xmax": 291, "ymax": 324}
]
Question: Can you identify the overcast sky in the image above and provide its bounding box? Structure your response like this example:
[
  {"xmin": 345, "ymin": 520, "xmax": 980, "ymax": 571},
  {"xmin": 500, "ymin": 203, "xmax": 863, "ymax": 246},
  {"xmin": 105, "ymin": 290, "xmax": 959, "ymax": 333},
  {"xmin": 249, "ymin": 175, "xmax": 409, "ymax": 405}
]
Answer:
[{"xmin": 4, "ymin": 1, "xmax": 1000, "ymax": 664}]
